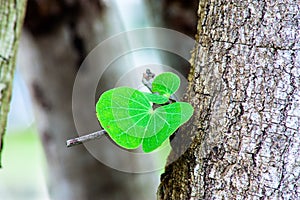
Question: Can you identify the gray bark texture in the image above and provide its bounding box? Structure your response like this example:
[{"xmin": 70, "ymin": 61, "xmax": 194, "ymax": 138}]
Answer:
[
  {"xmin": 19, "ymin": 0, "xmax": 158, "ymax": 199},
  {"xmin": 158, "ymin": 0, "xmax": 300, "ymax": 199},
  {"xmin": 0, "ymin": 0, "xmax": 27, "ymax": 167}
]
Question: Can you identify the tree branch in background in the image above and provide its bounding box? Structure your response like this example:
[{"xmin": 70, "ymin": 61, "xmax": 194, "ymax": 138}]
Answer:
[{"xmin": 0, "ymin": 0, "xmax": 27, "ymax": 167}]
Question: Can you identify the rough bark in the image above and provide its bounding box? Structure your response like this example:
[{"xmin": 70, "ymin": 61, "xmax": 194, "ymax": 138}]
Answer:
[
  {"xmin": 0, "ymin": 0, "xmax": 27, "ymax": 167},
  {"xmin": 19, "ymin": 0, "xmax": 157, "ymax": 199},
  {"xmin": 159, "ymin": 0, "xmax": 300, "ymax": 199}
]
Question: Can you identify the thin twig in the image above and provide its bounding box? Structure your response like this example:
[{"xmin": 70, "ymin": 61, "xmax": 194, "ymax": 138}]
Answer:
[
  {"xmin": 142, "ymin": 68, "xmax": 155, "ymax": 91},
  {"xmin": 66, "ymin": 130, "xmax": 106, "ymax": 147}
]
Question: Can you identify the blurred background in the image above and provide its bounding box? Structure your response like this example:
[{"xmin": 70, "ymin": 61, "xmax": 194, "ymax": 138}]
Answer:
[
  {"xmin": 0, "ymin": 72, "xmax": 48, "ymax": 199},
  {"xmin": 0, "ymin": 0, "xmax": 198, "ymax": 199}
]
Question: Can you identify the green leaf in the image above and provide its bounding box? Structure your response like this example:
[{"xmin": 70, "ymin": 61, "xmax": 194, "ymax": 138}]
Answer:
[
  {"xmin": 143, "ymin": 92, "xmax": 169, "ymax": 104},
  {"xmin": 96, "ymin": 86, "xmax": 194, "ymax": 152},
  {"xmin": 96, "ymin": 87, "xmax": 146, "ymax": 149},
  {"xmin": 152, "ymin": 72, "xmax": 180, "ymax": 98},
  {"xmin": 142, "ymin": 102, "xmax": 194, "ymax": 152}
]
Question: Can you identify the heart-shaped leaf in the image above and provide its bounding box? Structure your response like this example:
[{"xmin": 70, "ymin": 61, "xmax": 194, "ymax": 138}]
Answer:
[
  {"xmin": 152, "ymin": 72, "xmax": 180, "ymax": 98},
  {"xmin": 96, "ymin": 86, "xmax": 193, "ymax": 152},
  {"xmin": 142, "ymin": 102, "xmax": 194, "ymax": 152}
]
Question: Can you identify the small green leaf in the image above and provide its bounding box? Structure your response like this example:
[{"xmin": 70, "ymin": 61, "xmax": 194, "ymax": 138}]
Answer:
[
  {"xmin": 143, "ymin": 92, "xmax": 169, "ymax": 104},
  {"xmin": 142, "ymin": 102, "xmax": 194, "ymax": 152},
  {"xmin": 96, "ymin": 86, "xmax": 194, "ymax": 152},
  {"xmin": 152, "ymin": 72, "xmax": 180, "ymax": 98}
]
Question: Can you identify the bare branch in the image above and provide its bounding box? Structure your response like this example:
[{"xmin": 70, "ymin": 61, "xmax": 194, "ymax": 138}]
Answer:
[
  {"xmin": 66, "ymin": 130, "xmax": 106, "ymax": 147},
  {"xmin": 142, "ymin": 68, "xmax": 155, "ymax": 91}
]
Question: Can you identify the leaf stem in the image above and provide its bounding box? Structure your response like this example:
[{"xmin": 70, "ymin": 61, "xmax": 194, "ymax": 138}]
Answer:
[
  {"xmin": 142, "ymin": 68, "xmax": 155, "ymax": 92},
  {"xmin": 66, "ymin": 130, "xmax": 106, "ymax": 147}
]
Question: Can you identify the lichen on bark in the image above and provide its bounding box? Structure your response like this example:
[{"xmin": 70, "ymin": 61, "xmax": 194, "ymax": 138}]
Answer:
[
  {"xmin": 158, "ymin": 0, "xmax": 300, "ymax": 199},
  {"xmin": 0, "ymin": 0, "xmax": 27, "ymax": 167}
]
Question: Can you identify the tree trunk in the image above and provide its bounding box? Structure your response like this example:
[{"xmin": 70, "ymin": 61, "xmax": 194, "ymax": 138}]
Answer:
[
  {"xmin": 19, "ymin": 0, "xmax": 158, "ymax": 199},
  {"xmin": 159, "ymin": 0, "xmax": 300, "ymax": 199},
  {"xmin": 0, "ymin": 0, "xmax": 27, "ymax": 167}
]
